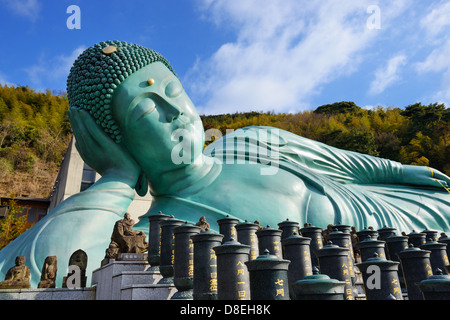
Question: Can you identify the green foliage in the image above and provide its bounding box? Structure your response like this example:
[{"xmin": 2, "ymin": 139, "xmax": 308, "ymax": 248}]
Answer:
[
  {"xmin": 202, "ymin": 102, "xmax": 449, "ymax": 175},
  {"xmin": 314, "ymin": 101, "xmax": 362, "ymax": 115},
  {"xmin": 0, "ymin": 84, "xmax": 71, "ymax": 163},
  {"xmin": 0, "ymin": 199, "xmax": 28, "ymax": 250},
  {"xmin": 0, "ymin": 84, "xmax": 71, "ymax": 198}
]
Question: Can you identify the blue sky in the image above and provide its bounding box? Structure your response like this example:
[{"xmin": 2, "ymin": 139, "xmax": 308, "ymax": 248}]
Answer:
[{"xmin": 0, "ymin": 0, "xmax": 449, "ymax": 115}]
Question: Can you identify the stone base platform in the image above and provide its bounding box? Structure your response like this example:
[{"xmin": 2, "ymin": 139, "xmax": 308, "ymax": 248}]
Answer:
[
  {"xmin": 0, "ymin": 287, "xmax": 96, "ymax": 300},
  {"xmin": 121, "ymin": 283, "xmax": 177, "ymax": 300},
  {"xmin": 91, "ymin": 254, "xmax": 177, "ymax": 300}
]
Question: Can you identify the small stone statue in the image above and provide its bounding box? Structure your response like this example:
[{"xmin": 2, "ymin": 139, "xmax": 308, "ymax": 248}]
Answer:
[
  {"xmin": 104, "ymin": 213, "xmax": 148, "ymax": 260},
  {"xmin": 62, "ymin": 249, "xmax": 88, "ymax": 288},
  {"xmin": 0, "ymin": 255, "xmax": 31, "ymax": 289},
  {"xmin": 38, "ymin": 256, "xmax": 57, "ymax": 288},
  {"xmin": 195, "ymin": 216, "xmax": 210, "ymax": 232},
  {"xmin": 254, "ymin": 220, "xmax": 264, "ymax": 231}
]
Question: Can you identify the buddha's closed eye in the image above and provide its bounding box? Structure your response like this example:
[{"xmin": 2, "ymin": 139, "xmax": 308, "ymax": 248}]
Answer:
[
  {"xmin": 130, "ymin": 98, "xmax": 156, "ymax": 122},
  {"xmin": 165, "ymin": 80, "xmax": 183, "ymax": 98}
]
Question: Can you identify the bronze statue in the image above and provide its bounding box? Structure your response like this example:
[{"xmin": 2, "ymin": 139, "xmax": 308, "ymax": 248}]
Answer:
[{"xmin": 195, "ymin": 216, "xmax": 210, "ymax": 231}]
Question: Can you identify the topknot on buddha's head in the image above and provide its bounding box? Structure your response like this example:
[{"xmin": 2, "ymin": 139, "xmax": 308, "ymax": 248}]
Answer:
[{"xmin": 67, "ymin": 40, "xmax": 176, "ymax": 143}]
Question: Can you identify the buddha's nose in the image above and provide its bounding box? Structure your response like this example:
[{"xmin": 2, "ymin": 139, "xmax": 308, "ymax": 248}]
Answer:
[{"xmin": 164, "ymin": 101, "xmax": 183, "ymax": 122}]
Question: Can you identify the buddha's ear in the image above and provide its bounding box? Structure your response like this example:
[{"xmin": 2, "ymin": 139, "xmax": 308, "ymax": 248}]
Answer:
[{"xmin": 135, "ymin": 171, "xmax": 148, "ymax": 197}]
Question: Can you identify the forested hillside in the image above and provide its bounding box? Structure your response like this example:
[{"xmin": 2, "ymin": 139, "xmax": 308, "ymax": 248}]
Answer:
[
  {"xmin": 0, "ymin": 84, "xmax": 449, "ymax": 199},
  {"xmin": 0, "ymin": 85, "xmax": 72, "ymax": 198}
]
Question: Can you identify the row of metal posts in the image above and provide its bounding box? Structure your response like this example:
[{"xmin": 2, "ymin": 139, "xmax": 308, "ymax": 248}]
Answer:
[{"xmin": 146, "ymin": 211, "xmax": 450, "ymax": 300}]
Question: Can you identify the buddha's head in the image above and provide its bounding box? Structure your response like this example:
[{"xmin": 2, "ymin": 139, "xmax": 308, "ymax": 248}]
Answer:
[
  {"xmin": 67, "ymin": 41, "xmax": 205, "ymax": 174},
  {"xmin": 15, "ymin": 255, "xmax": 25, "ymax": 266}
]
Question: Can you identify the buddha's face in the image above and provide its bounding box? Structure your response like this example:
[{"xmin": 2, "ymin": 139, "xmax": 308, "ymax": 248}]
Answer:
[{"xmin": 112, "ymin": 62, "xmax": 205, "ymax": 173}]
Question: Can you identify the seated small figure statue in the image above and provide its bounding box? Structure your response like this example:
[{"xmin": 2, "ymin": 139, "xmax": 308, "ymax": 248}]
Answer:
[
  {"xmin": 38, "ymin": 256, "xmax": 57, "ymax": 288},
  {"xmin": 195, "ymin": 216, "xmax": 210, "ymax": 232},
  {"xmin": 0, "ymin": 256, "xmax": 31, "ymax": 289},
  {"xmin": 105, "ymin": 213, "xmax": 148, "ymax": 259},
  {"xmin": 62, "ymin": 249, "xmax": 88, "ymax": 288}
]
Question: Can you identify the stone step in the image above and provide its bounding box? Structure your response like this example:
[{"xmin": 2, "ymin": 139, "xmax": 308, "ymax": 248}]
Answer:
[{"xmin": 120, "ymin": 283, "xmax": 177, "ymax": 300}]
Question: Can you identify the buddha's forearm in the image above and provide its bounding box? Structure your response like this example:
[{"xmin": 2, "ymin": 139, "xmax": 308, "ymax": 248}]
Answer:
[{"xmin": 50, "ymin": 173, "xmax": 136, "ymax": 217}]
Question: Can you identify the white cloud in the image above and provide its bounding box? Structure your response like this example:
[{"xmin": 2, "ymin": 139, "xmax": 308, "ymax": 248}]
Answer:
[
  {"xmin": 369, "ymin": 55, "xmax": 407, "ymax": 95},
  {"xmin": 25, "ymin": 46, "xmax": 86, "ymax": 91},
  {"xmin": 415, "ymin": 1, "xmax": 450, "ymax": 106},
  {"xmin": 1, "ymin": 0, "xmax": 41, "ymax": 22},
  {"xmin": 186, "ymin": 0, "xmax": 411, "ymax": 115},
  {"xmin": 420, "ymin": 1, "xmax": 450, "ymax": 39},
  {"xmin": 416, "ymin": 38, "xmax": 450, "ymax": 73}
]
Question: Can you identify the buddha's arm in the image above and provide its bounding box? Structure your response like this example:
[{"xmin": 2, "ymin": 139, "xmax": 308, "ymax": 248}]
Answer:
[
  {"xmin": 278, "ymin": 128, "xmax": 450, "ymax": 188},
  {"xmin": 209, "ymin": 126, "xmax": 450, "ymax": 189}
]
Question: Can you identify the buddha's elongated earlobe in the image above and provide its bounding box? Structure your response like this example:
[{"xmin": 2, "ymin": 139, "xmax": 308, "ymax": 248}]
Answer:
[{"xmin": 135, "ymin": 171, "xmax": 148, "ymax": 197}]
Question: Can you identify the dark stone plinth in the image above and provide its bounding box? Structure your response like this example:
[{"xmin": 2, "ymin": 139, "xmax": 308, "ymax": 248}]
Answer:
[
  {"xmin": 420, "ymin": 240, "xmax": 449, "ymax": 275},
  {"xmin": 357, "ymin": 237, "xmax": 387, "ymax": 262},
  {"xmin": 217, "ymin": 215, "xmax": 239, "ymax": 243},
  {"xmin": 256, "ymin": 226, "xmax": 283, "ymax": 258},
  {"xmin": 213, "ymin": 239, "xmax": 251, "ymax": 300},
  {"xmin": 356, "ymin": 228, "xmax": 379, "ymax": 242},
  {"xmin": 407, "ymin": 230, "xmax": 426, "ymax": 248},
  {"xmin": 439, "ymin": 237, "xmax": 450, "ymax": 261},
  {"xmin": 277, "ymin": 218, "xmax": 300, "ymax": 241},
  {"xmin": 171, "ymin": 222, "xmax": 201, "ymax": 300},
  {"xmin": 377, "ymin": 226, "xmax": 397, "ymax": 241},
  {"xmin": 245, "ymin": 249, "xmax": 290, "ymax": 300},
  {"xmin": 299, "ymin": 224, "xmax": 323, "ymax": 268},
  {"xmin": 417, "ymin": 268, "xmax": 450, "ymax": 300},
  {"xmin": 292, "ymin": 267, "xmax": 346, "ymax": 300},
  {"xmin": 158, "ymin": 216, "xmax": 184, "ymax": 284},
  {"xmin": 398, "ymin": 245, "xmax": 433, "ymax": 300},
  {"xmin": 316, "ymin": 242, "xmax": 355, "ymax": 300},
  {"xmin": 385, "ymin": 235, "xmax": 408, "ymax": 262},
  {"xmin": 325, "ymin": 229, "xmax": 356, "ymax": 284},
  {"xmin": 147, "ymin": 211, "xmax": 170, "ymax": 268},
  {"xmin": 356, "ymin": 253, "xmax": 403, "ymax": 300},
  {"xmin": 281, "ymin": 232, "xmax": 313, "ymax": 299},
  {"xmin": 422, "ymin": 228, "xmax": 439, "ymax": 242},
  {"xmin": 191, "ymin": 229, "xmax": 224, "ymax": 300},
  {"xmin": 235, "ymin": 220, "xmax": 259, "ymax": 260}
]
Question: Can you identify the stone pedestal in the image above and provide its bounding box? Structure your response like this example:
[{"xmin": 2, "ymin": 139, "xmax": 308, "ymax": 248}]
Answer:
[
  {"xmin": 236, "ymin": 220, "xmax": 259, "ymax": 260},
  {"xmin": 407, "ymin": 230, "xmax": 426, "ymax": 248},
  {"xmin": 217, "ymin": 215, "xmax": 239, "ymax": 243},
  {"xmin": 317, "ymin": 242, "xmax": 356, "ymax": 300},
  {"xmin": 91, "ymin": 256, "xmax": 169, "ymax": 300},
  {"xmin": 356, "ymin": 228, "xmax": 379, "ymax": 242},
  {"xmin": 245, "ymin": 249, "xmax": 290, "ymax": 300},
  {"xmin": 397, "ymin": 245, "xmax": 432, "ymax": 300},
  {"xmin": 299, "ymin": 225, "xmax": 323, "ymax": 269},
  {"xmin": 213, "ymin": 239, "xmax": 251, "ymax": 300},
  {"xmin": 377, "ymin": 226, "xmax": 397, "ymax": 241},
  {"xmin": 147, "ymin": 211, "xmax": 171, "ymax": 269},
  {"xmin": 256, "ymin": 226, "xmax": 282, "ymax": 258},
  {"xmin": 281, "ymin": 232, "xmax": 313, "ymax": 298},
  {"xmin": 0, "ymin": 288, "xmax": 96, "ymax": 300}
]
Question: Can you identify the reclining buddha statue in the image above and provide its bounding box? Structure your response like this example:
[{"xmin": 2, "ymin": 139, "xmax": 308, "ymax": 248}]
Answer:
[{"xmin": 0, "ymin": 40, "xmax": 448, "ymax": 287}]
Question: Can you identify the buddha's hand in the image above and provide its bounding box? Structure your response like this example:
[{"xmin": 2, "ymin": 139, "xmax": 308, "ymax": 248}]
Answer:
[
  {"xmin": 67, "ymin": 108, "xmax": 140, "ymax": 189},
  {"xmin": 401, "ymin": 164, "xmax": 450, "ymax": 190}
]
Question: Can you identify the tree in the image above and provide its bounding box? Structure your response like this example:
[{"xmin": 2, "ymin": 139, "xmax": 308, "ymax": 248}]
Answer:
[
  {"xmin": 0, "ymin": 199, "xmax": 27, "ymax": 250},
  {"xmin": 314, "ymin": 101, "xmax": 362, "ymax": 115}
]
